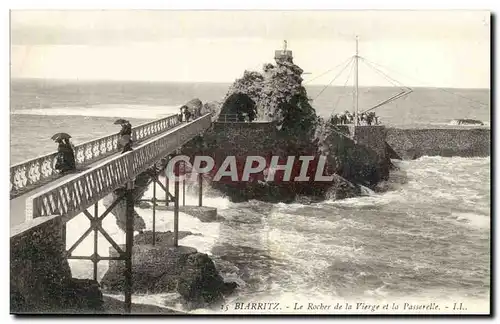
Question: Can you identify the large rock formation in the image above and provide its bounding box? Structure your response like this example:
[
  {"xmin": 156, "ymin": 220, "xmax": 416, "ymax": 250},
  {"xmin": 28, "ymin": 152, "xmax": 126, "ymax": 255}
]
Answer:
[
  {"xmin": 100, "ymin": 231, "xmax": 237, "ymax": 310},
  {"xmin": 177, "ymin": 52, "xmax": 391, "ymax": 203},
  {"xmin": 221, "ymin": 56, "xmax": 318, "ymax": 143}
]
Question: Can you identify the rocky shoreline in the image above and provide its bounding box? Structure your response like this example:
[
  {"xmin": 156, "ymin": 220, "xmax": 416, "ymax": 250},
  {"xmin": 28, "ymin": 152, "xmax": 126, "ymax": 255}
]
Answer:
[{"xmin": 100, "ymin": 231, "xmax": 238, "ymax": 311}]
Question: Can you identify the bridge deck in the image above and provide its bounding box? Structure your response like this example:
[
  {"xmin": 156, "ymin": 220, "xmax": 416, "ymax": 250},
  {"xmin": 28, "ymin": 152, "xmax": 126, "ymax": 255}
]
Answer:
[{"xmin": 10, "ymin": 121, "xmax": 190, "ymax": 229}]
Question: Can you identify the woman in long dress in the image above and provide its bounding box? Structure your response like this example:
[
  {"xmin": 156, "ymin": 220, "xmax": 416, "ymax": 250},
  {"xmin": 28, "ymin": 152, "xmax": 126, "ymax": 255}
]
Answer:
[
  {"xmin": 55, "ymin": 139, "xmax": 76, "ymax": 173},
  {"xmin": 119, "ymin": 121, "xmax": 133, "ymax": 153}
]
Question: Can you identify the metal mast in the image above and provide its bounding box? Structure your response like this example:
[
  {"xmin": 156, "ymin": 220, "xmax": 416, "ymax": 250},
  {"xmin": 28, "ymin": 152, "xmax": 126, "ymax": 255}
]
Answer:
[{"xmin": 353, "ymin": 35, "xmax": 359, "ymax": 126}]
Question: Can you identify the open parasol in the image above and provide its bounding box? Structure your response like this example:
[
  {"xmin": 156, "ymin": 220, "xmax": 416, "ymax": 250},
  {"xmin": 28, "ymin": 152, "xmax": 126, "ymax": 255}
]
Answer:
[
  {"xmin": 114, "ymin": 119, "xmax": 129, "ymax": 125},
  {"xmin": 184, "ymin": 98, "xmax": 203, "ymax": 111},
  {"xmin": 51, "ymin": 133, "xmax": 72, "ymax": 141}
]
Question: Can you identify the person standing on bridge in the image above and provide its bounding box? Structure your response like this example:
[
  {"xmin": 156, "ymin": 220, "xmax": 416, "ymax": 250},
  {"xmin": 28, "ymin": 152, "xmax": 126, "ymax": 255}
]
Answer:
[
  {"xmin": 118, "ymin": 120, "xmax": 133, "ymax": 153},
  {"xmin": 55, "ymin": 138, "xmax": 76, "ymax": 173},
  {"xmin": 184, "ymin": 107, "xmax": 192, "ymax": 122}
]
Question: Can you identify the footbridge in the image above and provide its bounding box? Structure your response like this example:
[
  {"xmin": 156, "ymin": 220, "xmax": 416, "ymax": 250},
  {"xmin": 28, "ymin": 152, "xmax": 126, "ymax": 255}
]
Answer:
[{"xmin": 10, "ymin": 113, "xmax": 213, "ymax": 313}]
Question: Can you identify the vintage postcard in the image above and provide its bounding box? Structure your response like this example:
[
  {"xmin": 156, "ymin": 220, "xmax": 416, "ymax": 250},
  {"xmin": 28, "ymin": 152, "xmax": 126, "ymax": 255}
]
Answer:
[{"xmin": 9, "ymin": 10, "xmax": 491, "ymax": 315}]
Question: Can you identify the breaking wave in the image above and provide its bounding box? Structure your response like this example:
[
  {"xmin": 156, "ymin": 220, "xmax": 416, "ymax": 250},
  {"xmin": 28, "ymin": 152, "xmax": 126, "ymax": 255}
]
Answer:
[{"xmin": 11, "ymin": 104, "xmax": 182, "ymax": 119}]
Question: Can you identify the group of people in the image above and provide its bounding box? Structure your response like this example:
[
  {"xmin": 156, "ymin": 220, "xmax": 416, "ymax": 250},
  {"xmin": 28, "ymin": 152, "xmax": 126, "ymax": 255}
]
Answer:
[
  {"xmin": 178, "ymin": 106, "xmax": 193, "ymax": 123},
  {"xmin": 54, "ymin": 120, "xmax": 133, "ymax": 174},
  {"xmin": 330, "ymin": 111, "xmax": 381, "ymax": 126},
  {"xmin": 178, "ymin": 104, "xmax": 204, "ymax": 123}
]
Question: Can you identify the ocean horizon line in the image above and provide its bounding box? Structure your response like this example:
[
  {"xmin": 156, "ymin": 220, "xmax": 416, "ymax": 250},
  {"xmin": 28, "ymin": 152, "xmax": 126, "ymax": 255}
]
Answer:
[{"xmin": 10, "ymin": 77, "xmax": 490, "ymax": 92}]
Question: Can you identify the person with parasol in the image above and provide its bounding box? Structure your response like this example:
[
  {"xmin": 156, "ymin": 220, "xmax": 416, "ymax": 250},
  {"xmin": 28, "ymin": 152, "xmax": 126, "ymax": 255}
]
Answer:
[
  {"xmin": 52, "ymin": 133, "xmax": 76, "ymax": 173},
  {"xmin": 115, "ymin": 119, "xmax": 133, "ymax": 153}
]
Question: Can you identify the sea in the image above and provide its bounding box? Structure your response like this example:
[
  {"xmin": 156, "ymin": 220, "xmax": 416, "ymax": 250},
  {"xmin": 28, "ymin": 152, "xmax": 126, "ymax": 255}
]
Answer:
[{"xmin": 10, "ymin": 78, "xmax": 491, "ymax": 314}]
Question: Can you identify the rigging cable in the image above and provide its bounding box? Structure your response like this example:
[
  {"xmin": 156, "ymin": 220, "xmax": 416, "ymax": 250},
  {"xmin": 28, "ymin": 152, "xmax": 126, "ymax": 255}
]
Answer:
[
  {"xmin": 361, "ymin": 57, "xmax": 488, "ymax": 107},
  {"xmin": 359, "ymin": 56, "xmax": 411, "ymax": 91},
  {"xmin": 361, "ymin": 57, "xmax": 464, "ymax": 112},
  {"xmin": 358, "ymin": 57, "xmax": 413, "ymax": 113},
  {"xmin": 304, "ymin": 56, "xmax": 354, "ymax": 85},
  {"xmin": 313, "ymin": 57, "xmax": 354, "ymax": 102},
  {"xmin": 360, "ymin": 56, "xmax": 467, "ymax": 118},
  {"xmin": 331, "ymin": 58, "xmax": 356, "ymax": 115}
]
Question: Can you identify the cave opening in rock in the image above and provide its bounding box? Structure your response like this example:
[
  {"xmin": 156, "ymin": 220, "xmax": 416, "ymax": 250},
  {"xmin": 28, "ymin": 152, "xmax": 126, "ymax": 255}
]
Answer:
[{"xmin": 218, "ymin": 92, "xmax": 257, "ymax": 122}]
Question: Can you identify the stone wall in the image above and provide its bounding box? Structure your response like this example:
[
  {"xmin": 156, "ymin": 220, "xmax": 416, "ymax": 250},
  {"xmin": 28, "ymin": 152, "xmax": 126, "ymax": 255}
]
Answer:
[
  {"xmin": 11, "ymin": 216, "xmax": 104, "ymax": 314},
  {"xmin": 181, "ymin": 122, "xmax": 390, "ymax": 201},
  {"xmin": 208, "ymin": 122, "xmax": 282, "ymax": 162},
  {"xmin": 10, "ymin": 216, "xmax": 71, "ymax": 313},
  {"xmin": 386, "ymin": 127, "xmax": 491, "ymax": 159}
]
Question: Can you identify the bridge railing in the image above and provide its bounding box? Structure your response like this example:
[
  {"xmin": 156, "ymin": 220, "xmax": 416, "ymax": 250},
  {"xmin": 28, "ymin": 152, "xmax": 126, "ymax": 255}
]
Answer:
[
  {"xmin": 217, "ymin": 114, "xmax": 240, "ymax": 123},
  {"xmin": 26, "ymin": 113, "xmax": 212, "ymax": 222},
  {"xmin": 10, "ymin": 114, "xmax": 180, "ymax": 199}
]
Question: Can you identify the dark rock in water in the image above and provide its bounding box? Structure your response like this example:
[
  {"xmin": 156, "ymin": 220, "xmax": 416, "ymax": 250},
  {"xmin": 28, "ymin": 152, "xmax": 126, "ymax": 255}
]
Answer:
[
  {"xmin": 177, "ymin": 253, "xmax": 237, "ymax": 309},
  {"xmin": 61, "ymin": 278, "xmax": 104, "ymax": 313},
  {"xmin": 100, "ymin": 232, "xmax": 238, "ymax": 309},
  {"xmin": 101, "ymin": 244, "xmax": 194, "ymax": 294},
  {"xmin": 325, "ymin": 174, "xmax": 361, "ymax": 200},
  {"xmin": 452, "ymin": 118, "xmax": 484, "ymax": 125},
  {"xmin": 319, "ymin": 124, "xmax": 390, "ymax": 188}
]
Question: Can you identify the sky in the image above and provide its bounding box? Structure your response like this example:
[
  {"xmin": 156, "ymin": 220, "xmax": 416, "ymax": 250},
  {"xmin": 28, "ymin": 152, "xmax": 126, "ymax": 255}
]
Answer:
[{"xmin": 10, "ymin": 10, "xmax": 491, "ymax": 88}]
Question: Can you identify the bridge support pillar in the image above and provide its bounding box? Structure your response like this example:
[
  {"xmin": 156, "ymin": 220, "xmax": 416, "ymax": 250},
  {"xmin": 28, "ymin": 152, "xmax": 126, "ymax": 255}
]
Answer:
[
  {"xmin": 174, "ymin": 171, "xmax": 180, "ymax": 247},
  {"xmin": 152, "ymin": 168, "xmax": 157, "ymax": 246},
  {"xmin": 198, "ymin": 173, "xmax": 203, "ymax": 207},
  {"xmin": 93, "ymin": 203, "xmax": 98, "ymax": 281},
  {"xmin": 124, "ymin": 180, "xmax": 135, "ymax": 314},
  {"xmin": 182, "ymin": 161, "xmax": 186, "ymax": 207},
  {"xmin": 165, "ymin": 156, "xmax": 170, "ymax": 207}
]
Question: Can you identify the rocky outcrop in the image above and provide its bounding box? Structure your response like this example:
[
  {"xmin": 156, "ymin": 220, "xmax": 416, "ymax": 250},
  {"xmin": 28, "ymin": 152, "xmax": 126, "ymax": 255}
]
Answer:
[
  {"xmin": 60, "ymin": 279, "xmax": 104, "ymax": 314},
  {"xmin": 100, "ymin": 231, "xmax": 237, "ymax": 309},
  {"xmin": 173, "ymin": 52, "xmax": 391, "ymax": 203},
  {"xmin": 222, "ymin": 53, "xmax": 318, "ymax": 140},
  {"xmin": 319, "ymin": 124, "xmax": 390, "ymax": 188},
  {"xmin": 325, "ymin": 174, "xmax": 362, "ymax": 200},
  {"xmin": 177, "ymin": 253, "xmax": 238, "ymax": 309},
  {"xmin": 450, "ymin": 118, "xmax": 484, "ymax": 125}
]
